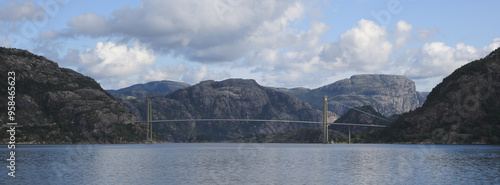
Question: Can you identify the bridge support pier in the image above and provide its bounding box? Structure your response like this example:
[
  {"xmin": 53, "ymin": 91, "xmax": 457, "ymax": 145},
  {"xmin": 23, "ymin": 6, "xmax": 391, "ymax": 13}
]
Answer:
[{"xmin": 323, "ymin": 96, "xmax": 328, "ymax": 144}]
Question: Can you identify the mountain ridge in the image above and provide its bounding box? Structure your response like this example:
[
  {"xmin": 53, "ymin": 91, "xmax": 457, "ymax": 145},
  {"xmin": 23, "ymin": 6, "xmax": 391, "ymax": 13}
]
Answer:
[
  {"xmin": 114, "ymin": 74, "xmax": 429, "ymax": 118},
  {"xmin": 368, "ymin": 47, "xmax": 500, "ymax": 144},
  {"xmin": 0, "ymin": 47, "xmax": 146, "ymax": 144},
  {"xmin": 121, "ymin": 78, "xmax": 323, "ymax": 142},
  {"xmin": 107, "ymin": 80, "xmax": 190, "ymax": 99},
  {"xmin": 274, "ymin": 74, "xmax": 428, "ymax": 117}
]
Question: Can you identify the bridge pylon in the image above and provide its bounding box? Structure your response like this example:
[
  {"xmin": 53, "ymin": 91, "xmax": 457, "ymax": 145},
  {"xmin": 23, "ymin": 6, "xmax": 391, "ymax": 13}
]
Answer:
[
  {"xmin": 323, "ymin": 95, "xmax": 328, "ymax": 144},
  {"xmin": 147, "ymin": 99, "xmax": 153, "ymax": 143}
]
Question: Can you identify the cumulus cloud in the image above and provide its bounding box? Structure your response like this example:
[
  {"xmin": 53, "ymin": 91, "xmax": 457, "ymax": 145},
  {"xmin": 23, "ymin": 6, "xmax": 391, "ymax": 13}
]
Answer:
[
  {"xmin": 404, "ymin": 38, "xmax": 500, "ymax": 79},
  {"xmin": 142, "ymin": 63, "xmax": 187, "ymax": 82},
  {"xmin": 242, "ymin": 18, "xmax": 331, "ymax": 87},
  {"xmin": 58, "ymin": 0, "xmax": 498, "ymax": 90},
  {"xmin": 65, "ymin": 0, "xmax": 299, "ymax": 63},
  {"xmin": 77, "ymin": 41, "xmax": 157, "ymax": 79},
  {"xmin": 393, "ymin": 20, "xmax": 412, "ymax": 47},
  {"xmin": 484, "ymin": 38, "xmax": 500, "ymax": 51},
  {"xmin": 321, "ymin": 19, "xmax": 393, "ymax": 72}
]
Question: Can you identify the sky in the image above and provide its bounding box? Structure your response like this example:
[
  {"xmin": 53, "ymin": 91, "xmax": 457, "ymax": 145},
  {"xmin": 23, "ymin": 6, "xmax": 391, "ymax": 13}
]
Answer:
[{"xmin": 1, "ymin": 0, "xmax": 499, "ymax": 91}]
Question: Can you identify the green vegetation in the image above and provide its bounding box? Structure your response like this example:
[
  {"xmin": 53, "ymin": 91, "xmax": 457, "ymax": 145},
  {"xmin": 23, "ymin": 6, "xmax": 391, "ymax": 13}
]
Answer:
[{"xmin": 112, "ymin": 124, "xmax": 141, "ymax": 142}]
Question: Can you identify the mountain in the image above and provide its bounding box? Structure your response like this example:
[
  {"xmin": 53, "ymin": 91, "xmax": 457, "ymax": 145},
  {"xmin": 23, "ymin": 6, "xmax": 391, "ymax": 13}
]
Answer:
[
  {"xmin": 276, "ymin": 74, "xmax": 427, "ymax": 117},
  {"xmin": 243, "ymin": 106, "xmax": 389, "ymax": 143},
  {"xmin": 330, "ymin": 105, "xmax": 390, "ymax": 140},
  {"xmin": 371, "ymin": 47, "xmax": 500, "ymax": 144},
  {"xmin": 0, "ymin": 47, "xmax": 145, "ymax": 144},
  {"xmin": 334, "ymin": 105, "xmax": 391, "ymax": 126},
  {"xmin": 121, "ymin": 79, "xmax": 322, "ymax": 142},
  {"xmin": 107, "ymin": 80, "xmax": 190, "ymax": 99}
]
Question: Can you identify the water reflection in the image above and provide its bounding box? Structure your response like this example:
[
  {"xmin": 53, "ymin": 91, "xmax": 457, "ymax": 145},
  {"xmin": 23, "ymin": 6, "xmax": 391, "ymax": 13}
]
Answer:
[{"xmin": 1, "ymin": 144, "xmax": 499, "ymax": 184}]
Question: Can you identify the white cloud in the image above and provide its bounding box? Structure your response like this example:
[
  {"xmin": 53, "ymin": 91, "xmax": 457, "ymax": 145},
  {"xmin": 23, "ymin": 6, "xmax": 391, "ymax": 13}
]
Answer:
[
  {"xmin": 65, "ymin": 0, "xmax": 298, "ymax": 63},
  {"xmin": 394, "ymin": 20, "xmax": 412, "ymax": 47},
  {"xmin": 321, "ymin": 19, "xmax": 393, "ymax": 72},
  {"xmin": 141, "ymin": 63, "xmax": 230, "ymax": 85},
  {"xmin": 142, "ymin": 63, "xmax": 187, "ymax": 82},
  {"xmin": 403, "ymin": 39, "xmax": 500, "ymax": 79},
  {"xmin": 77, "ymin": 41, "xmax": 156, "ymax": 79},
  {"xmin": 181, "ymin": 65, "xmax": 231, "ymax": 84},
  {"xmin": 57, "ymin": 0, "xmax": 499, "ymax": 91},
  {"xmin": 484, "ymin": 38, "xmax": 500, "ymax": 51}
]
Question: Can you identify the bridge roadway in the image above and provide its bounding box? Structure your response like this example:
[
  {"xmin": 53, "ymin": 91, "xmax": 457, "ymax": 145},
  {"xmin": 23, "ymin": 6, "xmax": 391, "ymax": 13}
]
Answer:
[
  {"xmin": 138, "ymin": 96, "xmax": 388, "ymax": 143},
  {"xmin": 142, "ymin": 119, "xmax": 387, "ymax": 128}
]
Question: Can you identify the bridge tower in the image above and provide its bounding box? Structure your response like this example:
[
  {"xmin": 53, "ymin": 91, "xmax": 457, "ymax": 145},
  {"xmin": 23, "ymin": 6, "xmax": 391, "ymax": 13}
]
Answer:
[
  {"xmin": 146, "ymin": 100, "xmax": 149, "ymax": 141},
  {"xmin": 323, "ymin": 95, "xmax": 328, "ymax": 144},
  {"xmin": 147, "ymin": 99, "xmax": 153, "ymax": 143}
]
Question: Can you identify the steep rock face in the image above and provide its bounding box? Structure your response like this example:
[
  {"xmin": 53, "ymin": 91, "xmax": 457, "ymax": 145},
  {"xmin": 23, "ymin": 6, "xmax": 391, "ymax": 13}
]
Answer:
[
  {"xmin": 0, "ymin": 48, "xmax": 143, "ymax": 143},
  {"xmin": 280, "ymin": 74, "xmax": 425, "ymax": 117},
  {"xmin": 377, "ymin": 48, "xmax": 500, "ymax": 144},
  {"xmin": 107, "ymin": 80, "xmax": 190, "ymax": 99},
  {"xmin": 123, "ymin": 79, "xmax": 322, "ymax": 142},
  {"xmin": 320, "ymin": 74, "xmax": 422, "ymax": 116}
]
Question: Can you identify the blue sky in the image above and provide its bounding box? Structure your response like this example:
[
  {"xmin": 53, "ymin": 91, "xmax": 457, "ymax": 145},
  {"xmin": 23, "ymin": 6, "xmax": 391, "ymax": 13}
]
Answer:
[{"xmin": 1, "ymin": 0, "xmax": 499, "ymax": 91}]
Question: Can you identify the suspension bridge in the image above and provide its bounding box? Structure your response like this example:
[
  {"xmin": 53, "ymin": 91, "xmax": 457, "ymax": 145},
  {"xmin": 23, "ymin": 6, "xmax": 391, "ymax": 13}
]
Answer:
[{"xmin": 131, "ymin": 96, "xmax": 387, "ymax": 144}]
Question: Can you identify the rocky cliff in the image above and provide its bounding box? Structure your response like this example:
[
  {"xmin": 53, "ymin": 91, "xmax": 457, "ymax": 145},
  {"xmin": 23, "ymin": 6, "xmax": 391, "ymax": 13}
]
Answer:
[
  {"xmin": 122, "ymin": 79, "xmax": 322, "ymax": 142},
  {"xmin": 372, "ymin": 47, "xmax": 500, "ymax": 144},
  {"xmin": 278, "ymin": 74, "xmax": 426, "ymax": 117},
  {"xmin": 0, "ymin": 47, "xmax": 144, "ymax": 144}
]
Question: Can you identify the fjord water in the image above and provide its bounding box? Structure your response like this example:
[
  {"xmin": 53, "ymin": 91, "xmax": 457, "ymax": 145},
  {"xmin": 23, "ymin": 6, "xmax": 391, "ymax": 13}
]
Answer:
[{"xmin": 2, "ymin": 144, "xmax": 499, "ymax": 184}]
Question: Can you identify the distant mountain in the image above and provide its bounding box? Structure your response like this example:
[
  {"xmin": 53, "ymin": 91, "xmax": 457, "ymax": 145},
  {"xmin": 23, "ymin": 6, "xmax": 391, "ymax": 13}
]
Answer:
[
  {"xmin": 276, "ymin": 74, "xmax": 428, "ymax": 117},
  {"xmin": 371, "ymin": 47, "xmax": 500, "ymax": 144},
  {"xmin": 0, "ymin": 47, "xmax": 144, "ymax": 144},
  {"xmin": 334, "ymin": 105, "xmax": 391, "ymax": 125},
  {"xmin": 330, "ymin": 105, "xmax": 390, "ymax": 138},
  {"xmin": 121, "ymin": 79, "xmax": 322, "ymax": 142},
  {"xmin": 107, "ymin": 80, "xmax": 190, "ymax": 99},
  {"xmin": 417, "ymin": 91, "xmax": 430, "ymax": 105},
  {"xmin": 255, "ymin": 106, "xmax": 390, "ymax": 143}
]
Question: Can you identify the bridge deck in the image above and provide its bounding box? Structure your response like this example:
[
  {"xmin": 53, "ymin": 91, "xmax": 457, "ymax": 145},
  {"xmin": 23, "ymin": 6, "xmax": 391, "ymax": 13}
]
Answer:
[{"xmin": 130, "ymin": 119, "xmax": 386, "ymax": 128}]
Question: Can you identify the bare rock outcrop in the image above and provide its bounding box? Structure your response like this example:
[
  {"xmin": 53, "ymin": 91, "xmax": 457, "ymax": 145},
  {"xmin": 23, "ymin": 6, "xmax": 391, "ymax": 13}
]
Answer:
[
  {"xmin": 0, "ymin": 47, "xmax": 143, "ymax": 143},
  {"xmin": 376, "ymin": 47, "xmax": 500, "ymax": 144},
  {"xmin": 123, "ymin": 79, "xmax": 322, "ymax": 142}
]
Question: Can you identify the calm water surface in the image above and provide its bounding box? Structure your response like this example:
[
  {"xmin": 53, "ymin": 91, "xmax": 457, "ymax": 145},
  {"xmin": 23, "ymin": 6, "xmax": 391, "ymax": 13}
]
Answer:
[{"xmin": 1, "ymin": 143, "xmax": 499, "ymax": 184}]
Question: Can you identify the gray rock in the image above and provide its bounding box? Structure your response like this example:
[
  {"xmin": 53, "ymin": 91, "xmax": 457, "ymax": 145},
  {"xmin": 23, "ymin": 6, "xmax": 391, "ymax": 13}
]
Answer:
[
  {"xmin": 380, "ymin": 47, "xmax": 500, "ymax": 144},
  {"xmin": 277, "ymin": 74, "xmax": 426, "ymax": 116},
  {"xmin": 123, "ymin": 78, "xmax": 322, "ymax": 142},
  {"xmin": 0, "ymin": 47, "xmax": 142, "ymax": 144}
]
